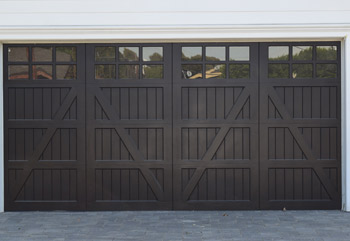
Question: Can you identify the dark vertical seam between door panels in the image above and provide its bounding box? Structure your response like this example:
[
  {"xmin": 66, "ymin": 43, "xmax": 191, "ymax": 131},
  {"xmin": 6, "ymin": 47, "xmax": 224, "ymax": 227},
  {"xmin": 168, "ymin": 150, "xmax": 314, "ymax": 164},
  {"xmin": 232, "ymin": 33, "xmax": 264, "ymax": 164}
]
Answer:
[
  {"xmin": 84, "ymin": 44, "xmax": 87, "ymax": 210},
  {"xmin": 258, "ymin": 43, "xmax": 261, "ymax": 209},
  {"xmin": 171, "ymin": 44, "xmax": 174, "ymax": 210}
]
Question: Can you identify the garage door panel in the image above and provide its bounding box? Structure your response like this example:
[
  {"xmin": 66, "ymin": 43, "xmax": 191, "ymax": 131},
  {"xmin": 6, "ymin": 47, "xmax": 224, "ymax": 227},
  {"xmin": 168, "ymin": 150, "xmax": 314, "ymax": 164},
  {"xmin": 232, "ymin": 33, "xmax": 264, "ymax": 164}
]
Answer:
[
  {"xmin": 259, "ymin": 42, "xmax": 341, "ymax": 209},
  {"xmin": 86, "ymin": 44, "xmax": 172, "ymax": 210},
  {"xmin": 173, "ymin": 43, "xmax": 259, "ymax": 210},
  {"xmin": 4, "ymin": 44, "xmax": 86, "ymax": 211}
]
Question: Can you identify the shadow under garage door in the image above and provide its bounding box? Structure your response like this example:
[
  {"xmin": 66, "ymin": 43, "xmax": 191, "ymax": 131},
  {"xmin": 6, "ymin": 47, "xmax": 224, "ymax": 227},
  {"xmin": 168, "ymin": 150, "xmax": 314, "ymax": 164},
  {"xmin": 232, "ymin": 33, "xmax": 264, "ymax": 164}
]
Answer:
[{"xmin": 3, "ymin": 42, "xmax": 341, "ymax": 211}]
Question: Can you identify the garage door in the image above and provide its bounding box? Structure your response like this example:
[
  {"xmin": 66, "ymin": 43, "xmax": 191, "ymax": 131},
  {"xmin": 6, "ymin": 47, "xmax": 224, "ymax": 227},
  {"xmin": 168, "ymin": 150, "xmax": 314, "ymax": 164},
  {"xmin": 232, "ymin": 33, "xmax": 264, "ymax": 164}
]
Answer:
[{"xmin": 4, "ymin": 42, "xmax": 341, "ymax": 211}]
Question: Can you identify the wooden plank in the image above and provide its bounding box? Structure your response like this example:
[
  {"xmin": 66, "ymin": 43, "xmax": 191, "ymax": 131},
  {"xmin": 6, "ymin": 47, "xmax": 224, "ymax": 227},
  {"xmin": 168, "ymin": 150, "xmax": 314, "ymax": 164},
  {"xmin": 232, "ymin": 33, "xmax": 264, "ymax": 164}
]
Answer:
[
  {"xmin": 61, "ymin": 169, "xmax": 70, "ymax": 200},
  {"xmin": 111, "ymin": 169, "xmax": 121, "ymax": 200},
  {"xmin": 234, "ymin": 169, "xmax": 243, "ymax": 200},
  {"xmin": 188, "ymin": 88, "xmax": 198, "ymax": 119},
  {"xmin": 207, "ymin": 169, "xmax": 216, "ymax": 200},
  {"xmin": 102, "ymin": 170, "xmax": 112, "ymax": 200},
  {"xmin": 197, "ymin": 87, "xmax": 206, "ymax": 119},
  {"xmin": 243, "ymin": 169, "xmax": 250, "ymax": 200},
  {"xmin": 216, "ymin": 169, "xmax": 225, "ymax": 200}
]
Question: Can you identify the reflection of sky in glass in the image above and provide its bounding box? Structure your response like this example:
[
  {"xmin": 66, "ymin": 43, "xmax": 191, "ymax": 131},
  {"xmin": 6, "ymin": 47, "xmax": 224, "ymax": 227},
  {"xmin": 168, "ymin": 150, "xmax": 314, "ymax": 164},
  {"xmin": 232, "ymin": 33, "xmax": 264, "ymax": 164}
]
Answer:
[
  {"xmin": 268, "ymin": 46, "xmax": 289, "ymax": 60},
  {"xmin": 143, "ymin": 47, "xmax": 163, "ymax": 61},
  {"xmin": 182, "ymin": 47, "xmax": 202, "ymax": 59},
  {"xmin": 119, "ymin": 47, "xmax": 139, "ymax": 61},
  {"xmin": 317, "ymin": 46, "xmax": 337, "ymax": 51},
  {"xmin": 206, "ymin": 47, "xmax": 225, "ymax": 61},
  {"xmin": 229, "ymin": 47, "xmax": 249, "ymax": 61},
  {"xmin": 293, "ymin": 46, "xmax": 312, "ymax": 55}
]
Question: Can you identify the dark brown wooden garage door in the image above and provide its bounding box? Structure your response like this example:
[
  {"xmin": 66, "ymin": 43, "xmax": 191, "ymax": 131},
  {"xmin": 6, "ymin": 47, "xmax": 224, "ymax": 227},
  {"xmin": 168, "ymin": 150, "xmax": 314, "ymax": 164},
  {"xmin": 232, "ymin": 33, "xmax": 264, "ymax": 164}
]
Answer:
[{"xmin": 3, "ymin": 42, "xmax": 341, "ymax": 211}]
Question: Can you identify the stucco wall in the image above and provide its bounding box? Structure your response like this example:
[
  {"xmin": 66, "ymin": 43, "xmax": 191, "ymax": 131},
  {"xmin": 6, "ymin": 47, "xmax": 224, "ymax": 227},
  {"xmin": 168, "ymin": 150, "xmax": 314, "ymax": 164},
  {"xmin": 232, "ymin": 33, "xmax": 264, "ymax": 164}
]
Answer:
[{"xmin": 0, "ymin": 0, "xmax": 350, "ymax": 27}]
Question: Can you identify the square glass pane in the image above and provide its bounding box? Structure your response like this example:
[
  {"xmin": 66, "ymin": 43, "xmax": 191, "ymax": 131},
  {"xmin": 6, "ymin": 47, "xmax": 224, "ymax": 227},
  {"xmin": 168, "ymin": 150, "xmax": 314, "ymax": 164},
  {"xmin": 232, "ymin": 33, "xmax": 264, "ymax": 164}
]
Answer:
[
  {"xmin": 142, "ymin": 65, "xmax": 163, "ymax": 79},
  {"xmin": 119, "ymin": 47, "xmax": 139, "ymax": 61},
  {"xmin": 292, "ymin": 46, "xmax": 313, "ymax": 60},
  {"xmin": 316, "ymin": 46, "xmax": 337, "ymax": 60},
  {"xmin": 292, "ymin": 64, "xmax": 313, "ymax": 78},
  {"xmin": 8, "ymin": 65, "xmax": 29, "ymax": 80},
  {"xmin": 32, "ymin": 47, "xmax": 53, "ymax": 62},
  {"xmin": 206, "ymin": 47, "xmax": 226, "ymax": 61},
  {"xmin": 95, "ymin": 47, "xmax": 116, "ymax": 62},
  {"xmin": 316, "ymin": 64, "xmax": 337, "ymax": 78},
  {"xmin": 143, "ymin": 47, "xmax": 163, "ymax": 61},
  {"xmin": 95, "ymin": 65, "xmax": 116, "ymax": 79},
  {"xmin": 182, "ymin": 64, "xmax": 202, "ymax": 79},
  {"xmin": 205, "ymin": 64, "xmax": 226, "ymax": 79},
  {"xmin": 268, "ymin": 46, "xmax": 289, "ymax": 61},
  {"xmin": 229, "ymin": 64, "xmax": 250, "ymax": 79},
  {"xmin": 229, "ymin": 46, "xmax": 250, "ymax": 61},
  {"xmin": 268, "ymin": 64, "xmax": 289, "ymax": 78},
  {"xmin": 56, "ymin": 47, "xmax": 77, "ymax": 62},
  {"xmin": 119, "ymin": 65, "xmax": 140, "ymax": 79},
  {"xmin": 32, "ymin": 65, "xmax": 53, "ymax": 80},
  {"xmin": 56, "ymin": 65, "xmax": 77, "ymax": 79},
  {"xmin": 181, "ymin": 47, "xmax": 202, "ymax": 61},
  {"xmin": 8, "ymin": 47, "xmax": 29, "ymax": 62}
]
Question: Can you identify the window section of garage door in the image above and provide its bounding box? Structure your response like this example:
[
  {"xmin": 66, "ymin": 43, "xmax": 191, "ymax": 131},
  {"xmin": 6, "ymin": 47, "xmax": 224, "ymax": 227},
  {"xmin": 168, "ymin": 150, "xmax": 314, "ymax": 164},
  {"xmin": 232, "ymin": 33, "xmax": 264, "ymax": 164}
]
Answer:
[{"xmin": 3, "ymin": 42, "xmax": 341, "ymax": 211}]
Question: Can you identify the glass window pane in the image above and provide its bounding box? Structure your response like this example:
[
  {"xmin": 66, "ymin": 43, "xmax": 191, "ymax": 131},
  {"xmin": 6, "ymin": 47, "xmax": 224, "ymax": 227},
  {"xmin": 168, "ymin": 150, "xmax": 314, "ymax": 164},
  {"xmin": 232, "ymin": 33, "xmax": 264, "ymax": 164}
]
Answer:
[
  {"xmin": 56, "ymin": 65, "xmax": 77, "ymax": 79},
  {"xmin": 95, "ymin": 47, "xmax": 116, "ymax": 62},
  {"xmin": 56, "ymin": 47, "xmax": 77, "ymax": 62},
  {"xmin": 316, "ymin": 64, "xmax": 337, "ymax": 78},
  {"xmin": 316, "ymin": 46, "xmax": 337, "ymax": 60},
  {"xmin": 292, "ymin": 46, "xmax": 313, "ymax": 60},
  {"xmin": 206, "ymin": 47, "xmax": 226, "ymax": 61},
  {"xmin": 142, "ymin": 65, "xmax": 163, "ymax": 79},
  {"xmin": 205, "ymin": 64, "xmax": 226, "ymax": 79},
  {"xmin": 32, "ymin": 47, "xmax": 53, "ymax": 62},
  {"xmin": 181, "ymin": 47, "xmax": 202, "ymax": 61},
  {"xmin": 292, "ymin": 64, "xmax": 313, "ymax": 78},
  {"xmin": 119, "ymin": 47, "xmax": 139, "ymax": 61},
  {"xmin": 268, "ymin": 64, "xmax": 289, "ymax": 78},
  {"xmin": 8, "ymin": 47, "xmax": 29, "ymax": 62},
  {"xmin": 268, "ymin": 46, "xmax": 289, "ymax": 61},
  {"xmin": 119, "ymin": 65, "xmax": 140, "ymax": 79},
  {"xmin": 229, "ymin": 64, "xmax": 250, "ymax": 79},
  {"xmin": 95, "ymin": 65, "xmax": 116, "ymax": 79},
  {"xmin": 229, "ymin": 46, "xmax": 250, "ymax": 61},
  {"xmin": 143, "ymin": 47, "xmax": 163, "ymax": 61},
  {"xmin": 32, "ymin": 65, "xmax": 53, "ymax": 80},
  {"xmin": 8, "ymin": 65, "xmax": 29, "ymax": 80},
  {"xmin": 181, "ymin": 64, "xmax": 202, "ymax": 79}
]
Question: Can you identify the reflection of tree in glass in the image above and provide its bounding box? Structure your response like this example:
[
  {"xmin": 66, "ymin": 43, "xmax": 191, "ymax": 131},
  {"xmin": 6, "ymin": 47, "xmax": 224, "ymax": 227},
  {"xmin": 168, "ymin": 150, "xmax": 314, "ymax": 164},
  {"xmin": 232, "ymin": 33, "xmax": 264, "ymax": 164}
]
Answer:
[
  {"xmin": 96, "ymin": 65, "xmax": 115, "ymax": 79},
  {"xmin": 119, "ymin": 48, "xmax": 138, "ymax": 61},
  {"xmin": 96, "ymin": 47, "xmax": 115, "ymax": 61},
  {"xmin": 293, "ymin": 47, "xmax": 312, "ymax": 60},
  {"xmin": 268, "ymin": 64, "xmax": 289, "ymax": 78},
  {"xmin": 229, "ymin": 64, "xmax": 249, "ymax": 79},
  {"xmin": 269, "ymin": 53, "xmax": 288, "ymax": 61},
  {"xmin": 143, "ymin": 65, "xmax": 163, "ymax": 79},
  {"xmin": 268, "ymin": 47, "xmax": 337, "ymax": 78},
  {"xmin": 317, "ymin": 64, "xmax": 337, "ymax": 78},
  {"xmin": 148, "ymin": 53, "xmax": 162, "ymax": 61},
  {"xmin": 57, "ymin": 47, "xmax": 77, "ymax": 61},
  {"xmin": 119, "ymin": 65, "xmax": 139, "ymax": 79},
  {"xmin": 181, "ymin": 53, "xmax": 202, "ymax": 61},
  {"xmin": 292, "ymin": 64, "xmax": 312, "ymax": 78},
  {"xmin": 317, "ymin": 46, "xmax": 337, "ymax": 60}
]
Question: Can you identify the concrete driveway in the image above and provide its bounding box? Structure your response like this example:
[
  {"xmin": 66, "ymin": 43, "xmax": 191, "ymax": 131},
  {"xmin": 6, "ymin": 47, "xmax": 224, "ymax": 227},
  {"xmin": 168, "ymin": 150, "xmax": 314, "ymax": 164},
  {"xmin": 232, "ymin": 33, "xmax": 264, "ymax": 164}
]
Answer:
[{"xmin": 0, "ymin": 210, "xmax": 349, "ymax": 241}]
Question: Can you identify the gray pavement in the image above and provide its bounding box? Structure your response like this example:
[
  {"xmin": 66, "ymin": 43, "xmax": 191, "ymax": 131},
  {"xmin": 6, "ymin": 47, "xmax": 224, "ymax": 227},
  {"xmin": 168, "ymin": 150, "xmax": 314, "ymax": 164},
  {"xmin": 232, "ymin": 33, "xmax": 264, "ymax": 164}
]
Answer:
[{"xmin": 0, "ymin": 210, "xmax": 349, "ymax": 241}]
